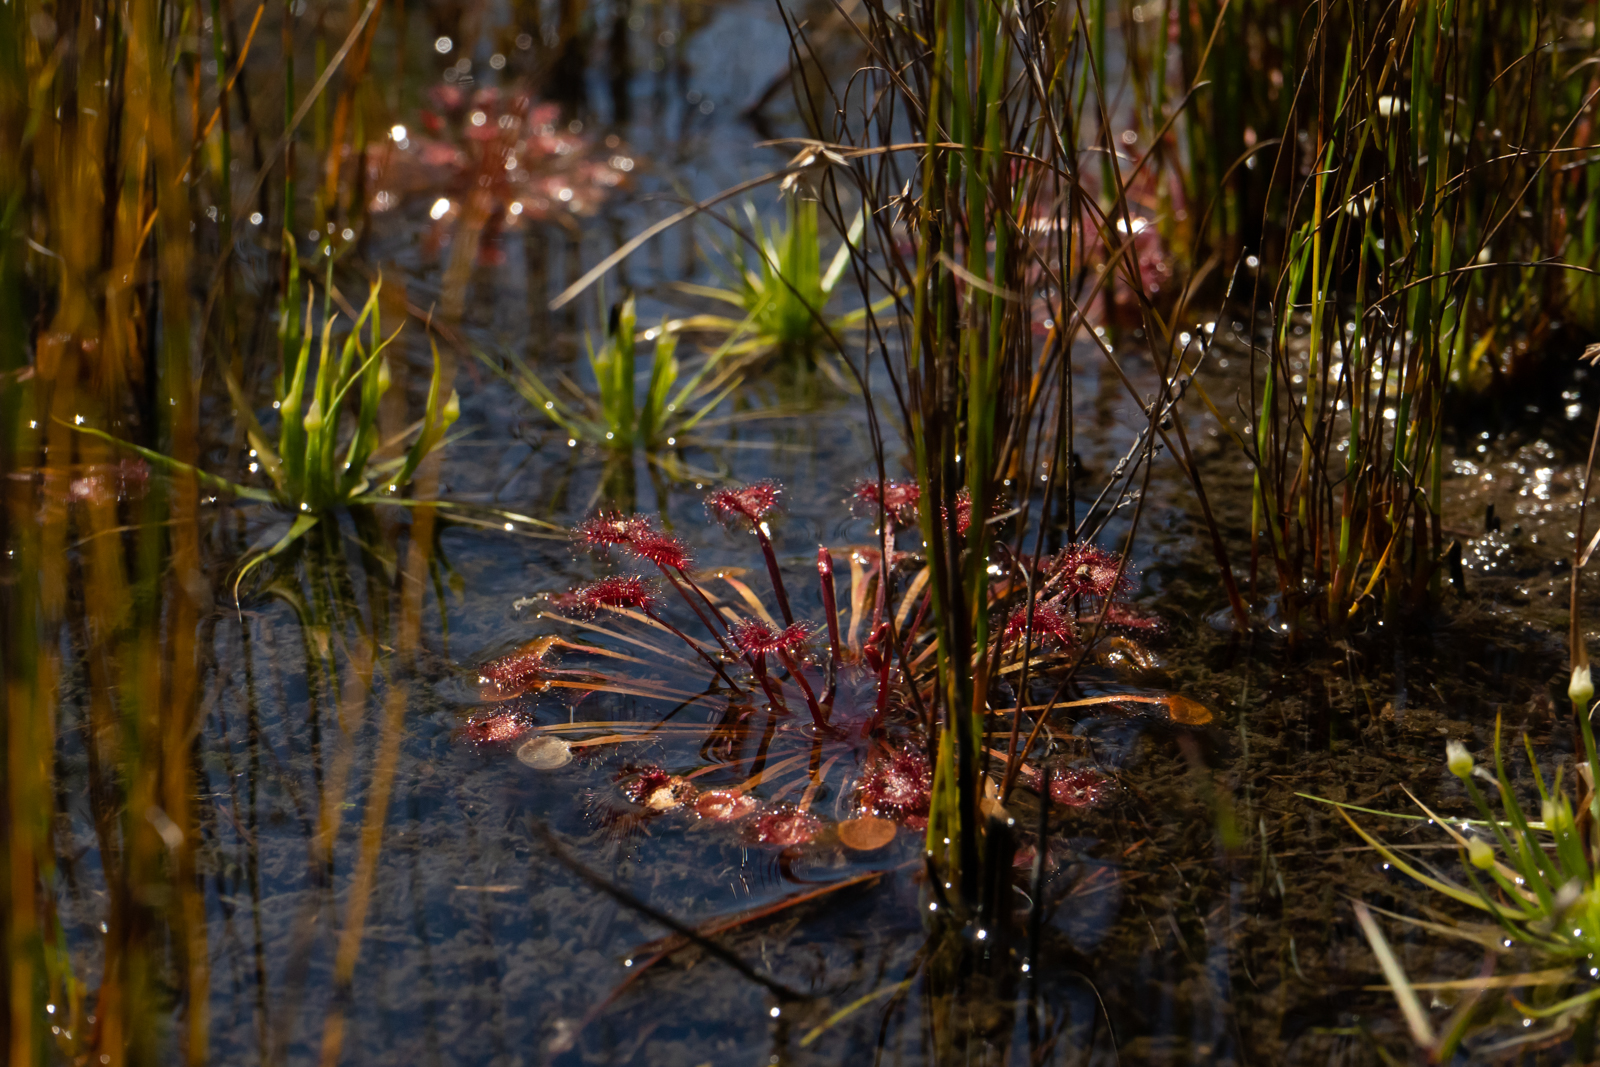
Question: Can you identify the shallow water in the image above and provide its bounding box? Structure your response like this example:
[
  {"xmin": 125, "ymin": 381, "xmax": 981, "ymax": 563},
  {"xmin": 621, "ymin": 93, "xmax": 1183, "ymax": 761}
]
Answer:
[{"xmin": 33, "ymin": 0, "xmax": 1600, "ymax": 1062}]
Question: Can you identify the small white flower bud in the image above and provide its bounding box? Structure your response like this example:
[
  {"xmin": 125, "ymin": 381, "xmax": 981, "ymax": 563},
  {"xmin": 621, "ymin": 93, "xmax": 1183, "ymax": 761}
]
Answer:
[
  {"xmin": 1446, "ymin": 740, "xmax": 1473, "ymax": 780},
  {"xmin": 1572, "ymin": 664, "xmax": 1594, "ymax": 710},
  {"xmin": 1468, "ymin": 838, "xmax": 1495, "ymax": 870}
]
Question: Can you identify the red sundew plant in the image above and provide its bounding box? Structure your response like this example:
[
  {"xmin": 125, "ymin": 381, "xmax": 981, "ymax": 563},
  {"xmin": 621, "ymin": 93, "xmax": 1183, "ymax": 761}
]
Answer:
[
  {"xmin": 753, "ymin": 807, "xmax": 823, "ymax": 847},
  {"xmin": 952, "ymin": 487, "xmax": 973, "ymax": 536},
  {"xmin": 463, "ymin": 709, "xmax": 534, "ymax": 745},
  {"xmin": 852, "ymin": 479, "xmax": 922, "ymax": 527},
  {"xmin": 1003, "ymin": 602, "xmax": 1077, "ymax": 649},
  {"xmin": 616, "ymin": 765, "xmax": 675, "ymax": 806},
  {"xmin": 576, "ymin": 575, "xmax": 655, "ymax": 612},
  {"xmin": 471, "ymin": 478, "xmax": 1186, "ymax": 876},
  {"xmin": 628, "ymin": 528, "xmax": 693, "ymax": 572},
  {"xmin": 731, "ymin": 619, "xmax": 828, "ymax": 731},
  {"xmin": 695, "ymin": 789, "xmax": 759, "ymax": 822},
  {"xmin": 707, "ymin": 482, "xmax": 782, "ymax": 524},
  {"xmin": 369, "ymin": 86, "xmax": 632, "ymax": 262},
  {"xmin": 709, "ymin": 482, "xmax": 794, "ymax": 625},
  {"xmin": 858, "ymin": 745, "xmax": 933, "ymax": 829},
  {"xmin": 575, "ymin": 512, "xmax": 652, "ymax": 551},
  {"xmin": 729, "ymin": 620, "xmax": 810, "ymax": 658},
  {"xmin": 478, "ymin": 637, "xmax": 559, "ymax": 700},
  {"xmin": 1049, "ymin": 543, "xmax": 1131, "ymax": 601},
  {"xmin": 1048, "ymin": 767, "xmax": 1110, "ymax": 808}
]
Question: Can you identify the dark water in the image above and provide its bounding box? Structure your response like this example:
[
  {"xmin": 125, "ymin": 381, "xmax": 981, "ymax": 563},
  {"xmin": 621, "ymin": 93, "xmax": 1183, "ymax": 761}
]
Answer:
[{"xmin": 43, "ymin": 0, "xmax": 1600, "ymax": 1062}]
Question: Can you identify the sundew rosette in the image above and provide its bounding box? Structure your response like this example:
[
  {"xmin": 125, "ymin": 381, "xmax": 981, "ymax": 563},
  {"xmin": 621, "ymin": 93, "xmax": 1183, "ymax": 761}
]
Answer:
[{"xmin": 462, "ymin": 478, "xmax": 1212, "ymax": 866}]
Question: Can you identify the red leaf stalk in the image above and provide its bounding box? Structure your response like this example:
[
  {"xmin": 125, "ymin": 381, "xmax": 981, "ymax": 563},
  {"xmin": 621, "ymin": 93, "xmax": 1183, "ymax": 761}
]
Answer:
[
  {"xmin": 755, "ymin": 526, "xmax": 794, "ymax": 627},
  {"xmin": 708, "ymin": 483, "xmax": 793, "ymax": 626},
  {"xmin": 773, "ymin": 647, "xmax": 828, "ymax": 732},
  {"xmin": 645, "ymin": 606, "xmax": 742, "ymax": 692},
  {"xmin": 817, "ymin": 546, "xmax": 840, "ymax": 704}
]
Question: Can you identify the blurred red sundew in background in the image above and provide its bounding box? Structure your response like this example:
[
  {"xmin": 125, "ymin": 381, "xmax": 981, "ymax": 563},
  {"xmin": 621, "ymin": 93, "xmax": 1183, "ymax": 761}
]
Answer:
[
  {"xmin": 852, "ymin": 480, "xmax": 922, "ymax": 525},
  {"xmin": 1099, "ymin": 602, "xmax": 1165, "ymax": 634},
  {"xmin": 367, "ymin": 87, "xmax": 632, "ymax": 246},
  {"xmin": 66, "ymin": 457, "xmax": 151, "ymax": 505}
]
